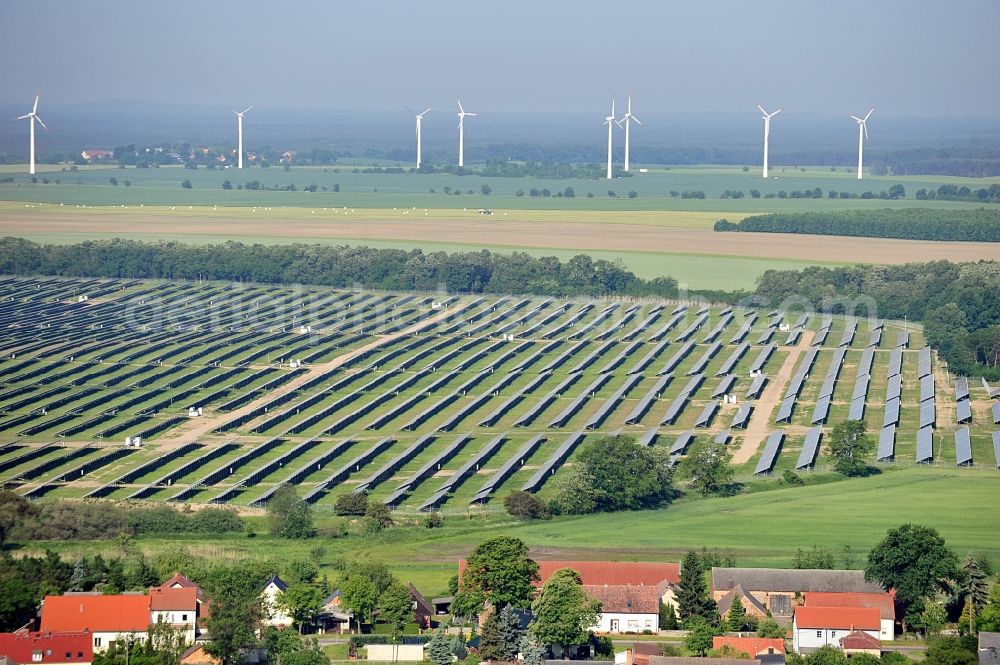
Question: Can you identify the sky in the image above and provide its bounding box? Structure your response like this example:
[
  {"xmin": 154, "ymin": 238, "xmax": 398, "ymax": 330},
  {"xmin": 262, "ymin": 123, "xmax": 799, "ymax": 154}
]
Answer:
[{"xmin": 1, "ymin": 0, "xmax": 999, "ymax": 117}]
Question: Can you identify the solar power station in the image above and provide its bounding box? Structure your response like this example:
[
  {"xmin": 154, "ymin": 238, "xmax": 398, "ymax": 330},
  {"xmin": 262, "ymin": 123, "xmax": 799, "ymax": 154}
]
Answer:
[{"xmin": 0, "ymin": 276, "xmax": 996, "ymax": 512}]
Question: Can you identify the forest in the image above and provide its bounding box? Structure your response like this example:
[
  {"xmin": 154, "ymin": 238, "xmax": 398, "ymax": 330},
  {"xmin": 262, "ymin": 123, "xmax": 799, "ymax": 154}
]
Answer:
[
  {"xmin": 754, "ymin": 260, "xmax": 1000, "ymax": 378},
  {"xmin": 714, "ymin": 208, "xmax": 1000, "ymax": 242},
  {"xmin": 0, "ymin": 237, "xmax": 681, "ymax": 299}
]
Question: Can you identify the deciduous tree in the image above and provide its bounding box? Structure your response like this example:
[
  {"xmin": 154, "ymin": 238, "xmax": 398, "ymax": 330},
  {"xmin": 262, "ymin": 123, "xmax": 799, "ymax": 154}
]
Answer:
[
  {"xmin": 866, "ymin": 524, "xmax": 959, "ymax": 626},
  {"xmin": 529, "ymin": 569, "xmax": 601, "ymax": 654}
]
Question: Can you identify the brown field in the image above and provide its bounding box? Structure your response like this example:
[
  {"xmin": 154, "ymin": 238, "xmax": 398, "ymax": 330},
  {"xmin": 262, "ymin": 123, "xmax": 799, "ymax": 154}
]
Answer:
[{"xmin": 2, "ymin": 208, "xmax": 1000, "ymax": 265}]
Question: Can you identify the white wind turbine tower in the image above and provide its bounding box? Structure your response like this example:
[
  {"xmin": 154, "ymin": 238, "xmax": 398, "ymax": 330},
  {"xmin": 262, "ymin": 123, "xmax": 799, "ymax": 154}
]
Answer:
[
  {"xmin": 456, "ymin": 99, "xmax": 477, "ymax": 167},
  {"xmin": 16, "ymin": 95, "xmax": 47, "ymax": 176},
  {"xmin": 406, "ymin": 106, "xmax": 431, "ymax": 168},
  {"xmin": 621, "ymin": 97, "xmax": 642, "ymax": 172},
  {"xmin": 604, "ymin": 98, "xmax": 619, "ymax": 180},
  {"xmin": 851, "ymin": 108, "xmax": 874, "ymax": 179},
  {"xmin": 234, "ymin": 106, "xmax": 253, "ymax": 169},
  {"xmin": 757, "ymin": 104, "xmax": 781, "ymax": 178}
]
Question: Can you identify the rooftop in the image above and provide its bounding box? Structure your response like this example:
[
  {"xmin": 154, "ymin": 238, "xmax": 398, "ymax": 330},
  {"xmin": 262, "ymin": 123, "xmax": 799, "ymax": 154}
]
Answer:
[
  {"xmin": 712, "ymin": 568, "xmax": 885, "ymax": 595},
  {"xmin": 41, "ymin": 595, "xmax": 151, "ymax": 633},
  {"xmin": 794, "ymin": 606, "xmax": 880, "ymax": 631}
]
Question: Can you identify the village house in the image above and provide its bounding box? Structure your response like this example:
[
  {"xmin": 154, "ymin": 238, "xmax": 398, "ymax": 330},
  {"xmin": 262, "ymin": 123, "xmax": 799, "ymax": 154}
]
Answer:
[
  {"xmin": 711, "ymin": 568, "xmax": 885, "ymax": 619},
  {"xmin": 0, "ymin": 630, "xmax": 93, "ymax": 665},
  {"xmin": 712, "ymin": 636, "xmax": 786, "ymax": 658},
  {"xmin": 40, "ymin": 595, "xmax": 152, "ymax": 653},
  {"xmin": 408, "ymin": 584, "xmax": 434, "ymax": 629},
  {"xmin": 839, "ymin": 630, "xmax": 883, "ymax": 657},
  {"xmin": 584, "ymin": 585, "xmax": 660, "ymax": 634},
  {"xmin": 260, "ymin": 576, "xmax": 292, "ymax": 628},
  {"xmin": 80, "ymin": 150, "xmax": 114, "ymax": 162},
  {"xmin": 791, "ymin": 606, "xmax": 881, "ymax": 654},
  {"xmin": 459, "ymin": 560, "xmax": 681, "ymax": 609},
  {"xmin": 148, "ymin": 587, "xmax": 199, "ymax": 644},
  {"xmin": 803, "ymin": 592, "xmax": 895, "ymax": 640}
]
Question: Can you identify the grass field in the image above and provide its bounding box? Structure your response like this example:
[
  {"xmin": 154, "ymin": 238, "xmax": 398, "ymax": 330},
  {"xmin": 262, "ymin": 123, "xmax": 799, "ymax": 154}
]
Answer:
[{"xmin": 24, "ymin": 466, "xmax": 1000, "ymax": 598}]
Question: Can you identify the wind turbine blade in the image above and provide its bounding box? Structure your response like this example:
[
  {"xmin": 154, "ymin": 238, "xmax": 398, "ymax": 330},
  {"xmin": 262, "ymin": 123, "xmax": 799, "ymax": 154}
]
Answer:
[
  {"xmin": 772, "ymin": 109, "xmax": 782, "ymax": 116},
  {"xmin": 404, "ymin": 105, "xmax": 416, "ymax": 115},
  {"xmin": 33, "ymin": 96, "xmax": 39, "ymax": 114},
  {"xmin": 421, "ymin": 108, "xmax": 431, "ymax": 116},
  {"xmin": 467, "ymin": 112, "xmax": 477, "ymax": 117},
  {"xmin": 850, "ymin": 115, "xmax": 863, "ymax": 122},
  {"xmin": 756, "ymin": 104, "xmax": 767, "ymax": 115},
  {"xmin": 863, "ymin": 123, "xmax": 869, "ymax": 140},
  {"xmin": 16, "ymin": 114, "xmax": 31, "ymax": 120},
  {"xmin": 241, "ymin": 105, "xmax": 254, "ymax": 114},
  {"xmin": 864, "ymin": 108, "xmax": 874, "ymax": 121},
  {"xmin": 457, "ymin": 99, "xmax": 465, "ymax": 113},
  {"xmin": 34, "ymin": 116, "xmax": 47, "ymax": 130},
  {"xmin": 632, "ymin": 115, "xmax": 643, "ymax": 125}
]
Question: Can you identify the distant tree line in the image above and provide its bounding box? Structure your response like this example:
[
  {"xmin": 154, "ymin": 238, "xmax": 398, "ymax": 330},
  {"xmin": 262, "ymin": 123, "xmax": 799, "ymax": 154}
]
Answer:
[
  {"xmin": 916, "ymin": 183, "xmax": 1000, "ymax": 204},
  {"xmin": 754, "ymin": 260, "xmax": 1000, "ymax": 378},
  {"xmin": 0, "ymin": 237, "xmax": 681, "ymax": 299},
  {"xmin": 715, "ymin": 208, "xmax": 1000, "ymax": 242}
]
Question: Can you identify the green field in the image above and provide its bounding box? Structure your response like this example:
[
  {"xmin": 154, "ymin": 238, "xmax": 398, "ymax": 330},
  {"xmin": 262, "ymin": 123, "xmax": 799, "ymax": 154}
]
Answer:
[
  {"xmin": 2, "ymin": 163, "xmax": 998, "ymax": 211},
  {"xmin": 25, "ymin": 466, "xmax": 1000, "ymax": 598}
]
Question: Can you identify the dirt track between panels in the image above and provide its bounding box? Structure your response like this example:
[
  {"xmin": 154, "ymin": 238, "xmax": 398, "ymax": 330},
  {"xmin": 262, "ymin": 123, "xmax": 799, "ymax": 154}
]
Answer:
[{"xmin": 3, "ymin": 211, "xmax": 1000, "ymax": 265}]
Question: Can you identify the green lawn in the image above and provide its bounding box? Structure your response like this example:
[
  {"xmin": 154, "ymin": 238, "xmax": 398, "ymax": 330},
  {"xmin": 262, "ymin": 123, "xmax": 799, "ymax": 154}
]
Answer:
[{"xmin": 24, "ymin": 466, "xmax": 1000, "ymax": 598}]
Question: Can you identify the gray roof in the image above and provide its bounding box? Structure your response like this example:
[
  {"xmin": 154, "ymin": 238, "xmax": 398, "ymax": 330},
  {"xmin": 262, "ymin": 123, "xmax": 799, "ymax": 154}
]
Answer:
[
  {"xmin": 716, "ymin": 583, "xmax": 767, "ymax": 616},
  {"xmin": 980, "ymin": 632, "xmax": 1000, "ymax": 665},
  {"xmin": 711, "ymin": 567, "xmax": 884, "ymax": 594},
  {"xmin": 651, "ymin": 659, "xmax": 761, "ymax": 665}
]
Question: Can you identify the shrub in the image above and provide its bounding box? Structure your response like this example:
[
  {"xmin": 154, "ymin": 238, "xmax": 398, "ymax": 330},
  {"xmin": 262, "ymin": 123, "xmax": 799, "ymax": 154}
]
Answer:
[
  {"xmin": 503, "ymin": 491, "xmax": 549, "ymax": 520},
  {"xmin": 334, "ymin": 492, "xmax": 369, "ymax": 516},
  {"xmin": 782, "ymin": 469, "xmax": 804, "ymax": 486}
]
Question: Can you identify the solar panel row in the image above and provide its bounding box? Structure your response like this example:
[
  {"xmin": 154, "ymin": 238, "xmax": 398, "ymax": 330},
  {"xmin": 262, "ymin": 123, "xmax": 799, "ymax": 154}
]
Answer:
[
  {"xmin": 716, "ymin": 342, "xmax": 750, "ymax": 376},
  {"xmin": 625, "ymin": 374, "xmax": 673, "ymax": 425},
  {"xmin": 754, "ymin": 431, "xmax": 785, "ymax": 474},
  {"xmin": 731, "ymin": 402, "xmax": 753, "ymax": 429},
  {"xmin": 877, "ymin": 425, "xmax": 896, "ymax": 461},
  {"xmin": 916, "ymin": 426, "xmax": 934, "ymax": 463},
  {"xmin": 955, "ymin": 427, "xmax": 973, "ymax": 466},
  {"xmin": 796, "ymin": 426, "xmax": 823, "ymax": 469}
]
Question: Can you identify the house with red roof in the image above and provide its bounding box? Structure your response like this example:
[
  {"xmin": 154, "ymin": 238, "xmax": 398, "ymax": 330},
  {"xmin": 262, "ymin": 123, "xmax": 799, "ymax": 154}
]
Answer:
[
  {"xmin": 584, "ymin": 585, "xmax": 660, "ymax": 634},
  {"xmin": 839, "ymin": 630, "xmax": 882, "ymax": 657},
  {"xmin": 149, "ymin": 588, "xmax": 199, "ymax": 643},
  {"xmin": 0, "ymin": 630, "xmax": 93, "ymax": 665},
  {"xmin": 40, "ymin": 595, "xmax": 151, "ymax": 654},
  {"xmin": 792, "ymin": 606, "xmax": 880, "ymax": 654},
  {"xmin": 713, "ymin": 636, "xmax": 786, "ymax": 657},
  {"xmin": 803, "ymin": 592, "xmax": 895, "ymax": 641},
  {"xmin": 459, "ymin": 560, "xmax": 681, "ymax": 612}
]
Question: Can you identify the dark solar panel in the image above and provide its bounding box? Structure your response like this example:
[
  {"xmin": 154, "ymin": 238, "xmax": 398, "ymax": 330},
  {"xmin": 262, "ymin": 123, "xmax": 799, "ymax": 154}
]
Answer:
[{"xmin": 877, "ymin": 425, "xmax": 896, "ymax": 461}]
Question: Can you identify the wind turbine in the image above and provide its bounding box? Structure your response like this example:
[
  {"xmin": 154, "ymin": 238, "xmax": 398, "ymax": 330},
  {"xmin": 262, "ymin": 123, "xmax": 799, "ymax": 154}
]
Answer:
[
  {"xmin": 234, "ymin": 106, "xmax": 253, "ymax": 169},
  {"xmin": 851, "ymin": 108, "xmax": 873, "ymax": 180},
  {"xmin": 16, "ymin": 95, "xmax": 46, "ymax": 176},
  {"xmin": 604, "ymin": 98, "xmax": 619, "ymax": 180},
  {"xmin": 457, "ymin": 99, "xmax": 477, "ymax": 167},
  {"xmin": 757, "ymin": 104, "xmax": 781, "ymax": 179},
  {"xmin": 406, "ymin": 106, "xmax": 431, "ymax": 168},
  {"xmin": 621, "ymin": 97, "xmax": 642, "ymax": 172}
]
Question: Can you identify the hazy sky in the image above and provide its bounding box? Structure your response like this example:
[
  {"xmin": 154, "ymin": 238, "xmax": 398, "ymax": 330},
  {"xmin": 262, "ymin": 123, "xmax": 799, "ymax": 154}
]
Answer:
[{"xmin": 2, "ymin": 0, "xmax": 999, "ymax": 116}]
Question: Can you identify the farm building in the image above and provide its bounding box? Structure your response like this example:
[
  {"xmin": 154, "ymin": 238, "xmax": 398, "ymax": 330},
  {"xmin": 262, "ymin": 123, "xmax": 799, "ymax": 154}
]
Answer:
[
  {"xmin": 792, "ymin": 606, "xmax": 880, "ymax": 654},
  {"xmin": 710, "ymin": 568, "xmax": 884, "ymax": 618}
]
